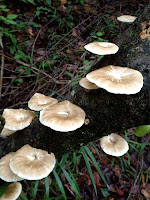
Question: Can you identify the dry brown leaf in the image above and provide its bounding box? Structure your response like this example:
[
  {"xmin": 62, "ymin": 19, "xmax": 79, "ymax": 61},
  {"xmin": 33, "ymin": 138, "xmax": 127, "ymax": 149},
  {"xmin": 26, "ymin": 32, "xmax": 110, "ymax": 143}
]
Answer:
[
  {"xmin": 60, "ymin": 0, "xmax": 67, "ymax": 5},
  {"xmin": 93, "ymin": 170, "xmax": 101, "ymax": 189},
  {"xmin": 37, "ymin": 50, "xmax": 46, "ymax": 56},
  {"xmin": 84, "ymin": 4, "xmax": 94, "ymax": 13},
  {"xmin": 113, "ymin": 165, "xmax": 122, "ymax": 178},
  {"xmin": 27, "ymin": 27, "xmax": 35, "ymax": 36},
  {"xmin": 141, "ymin": 184, "xmax": 150, "ymax": 198}
]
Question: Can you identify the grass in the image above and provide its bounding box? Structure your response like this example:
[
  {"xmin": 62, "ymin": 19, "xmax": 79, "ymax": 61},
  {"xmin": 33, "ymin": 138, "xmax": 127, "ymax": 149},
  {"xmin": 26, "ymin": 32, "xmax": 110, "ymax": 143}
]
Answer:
[{"xmin": 0, "ymin": 131, "xmax": 147, "ymax": 199}]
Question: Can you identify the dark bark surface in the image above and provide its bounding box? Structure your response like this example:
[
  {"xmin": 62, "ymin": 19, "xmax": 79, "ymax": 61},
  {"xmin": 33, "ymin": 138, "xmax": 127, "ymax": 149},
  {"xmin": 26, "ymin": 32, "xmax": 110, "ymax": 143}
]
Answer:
[{"xmin": 0, "ymin": 4, "xmax": 150, "ymax": 159}]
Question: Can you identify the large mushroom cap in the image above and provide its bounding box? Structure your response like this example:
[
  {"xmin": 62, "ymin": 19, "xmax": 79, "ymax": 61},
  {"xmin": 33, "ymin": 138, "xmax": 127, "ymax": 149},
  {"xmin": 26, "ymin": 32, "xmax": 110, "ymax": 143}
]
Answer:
[
  {"xmin": 2, "ymin": 109, "xmax": 36, "ymax": 131},
  {"xmin": 100, "ymin": 133, "xmax": 129, "ymax": 157},
  {"xmin": 9, "ymin": 144, "xmax": 56, "ymax": 180},
  {"xmin": 0, "ymin": 182, "xmax": 22, "ymax": 200},
  {"xmin": 28, "ymin": 93, "xmax": 58, "ymax": 111},
  {"xmin": 86, "ymin": 65, "xmax": 143, "ymax": 94},
  {"xmin": 117, "ymin": 15, "xmax": 137, "ymax": 23},
  {"xmin": 40, "ymin": 100, "xmax": 85, "ymax": 132},
  {"xmin": 0, "ymin": 152, "xmax": 23, "ymax": 182},
  {"xmin": 79, "ymin": 77, "xmax": 99, "ymax": 90},
  {"xmin": 84, "ymin": 42, "xmax": 119, "ymax": 55}
]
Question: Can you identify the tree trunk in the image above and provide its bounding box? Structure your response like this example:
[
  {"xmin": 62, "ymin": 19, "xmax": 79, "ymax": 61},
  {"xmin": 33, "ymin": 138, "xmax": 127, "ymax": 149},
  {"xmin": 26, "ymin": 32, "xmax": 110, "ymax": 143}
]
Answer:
[{"xmin": 0, "ymin": 4, "xmax": 150, "ymax": 159}]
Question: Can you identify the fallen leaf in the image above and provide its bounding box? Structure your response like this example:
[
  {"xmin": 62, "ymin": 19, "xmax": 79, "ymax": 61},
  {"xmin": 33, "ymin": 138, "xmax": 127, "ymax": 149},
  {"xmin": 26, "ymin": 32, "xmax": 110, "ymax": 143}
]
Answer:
[
  {"xmin": 113, "ymin": 165, "xmax": 122, "ymax": 178},
  {"xmin": 60, "ymin": 0, "xmax": 67, "ymax": 4},
  {"xmin": 27, "ymin": 27, "xmax": 35, "ymax": 36},
  {"xmin": 130, "ymin": 185, "xmax": 139, "ymax": 194},
  {"xmin": 93, "ymin": 170, "xmax": 101, "ymax": 189},
  {"xmin": 37, "ymin": 50, "xmax": 46, "ymax": 56},
  {"xmin": 141, "ymin": 184, "xmax": 150, "ymax": 198},
  {"xmin": 84, "ymin": 4, "xmax": 94, "ymax": 13}
]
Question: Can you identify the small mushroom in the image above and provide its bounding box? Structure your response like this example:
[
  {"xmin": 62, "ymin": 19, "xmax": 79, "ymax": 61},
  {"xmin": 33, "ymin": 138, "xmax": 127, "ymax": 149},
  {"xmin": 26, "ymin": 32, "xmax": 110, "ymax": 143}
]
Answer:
[
  {"xmin": 9, "ymin": 144, "xmax": 56, "ymax": 180},
  {"xmin": 2, "ymin": 109, "xmax": 36, "ymax": 131},
  {"xmin": 117, "ymin": 15, "xmax": 137, "ymax": 23},
  {"xmin": 28, "ymin": 93, "xmax": 58, "ymax": 111},
  {"xmin": 79, "ymin": 77, "xmax": 99, "ymax": 90},
  {"xmin": 0, "ymin": 182, "xmax": 22, "ymax": 200},
  {"xmin": 100, "ymin": 133, "xmax": 129, "ymax": 157},
  {"xmin": 86, "ymin": 65, "xmax": 143, "ymax": 94},
  {"xmin": 0, "ymin": 152, "xmax": 23, "ymax": 182},
  {"xmin": 84, "ymin": 42, "xmax": 119, "ymax": 55},
  {"xmin": 40, "ymin": 100, "xmax": 85, "ymax": 132}
]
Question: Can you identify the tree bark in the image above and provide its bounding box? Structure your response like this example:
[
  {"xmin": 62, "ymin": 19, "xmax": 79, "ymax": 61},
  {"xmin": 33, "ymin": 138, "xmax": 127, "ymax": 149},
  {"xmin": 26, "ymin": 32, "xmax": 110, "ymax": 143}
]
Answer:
[{"xmin": 0, "ymin": 4, "xmax": 150, "ymax": 159}]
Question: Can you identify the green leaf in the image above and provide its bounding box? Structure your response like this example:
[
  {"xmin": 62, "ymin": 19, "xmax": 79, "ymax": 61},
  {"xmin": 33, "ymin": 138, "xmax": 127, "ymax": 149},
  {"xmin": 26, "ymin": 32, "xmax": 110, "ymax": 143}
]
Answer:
[
  {"xmin": 100, "ymin": 188, "xmax": 110, "ymax": 198},
  {"xmin": 96, "ymin": 31, "xmax": 103, "ymax": 36},
  {"xmin": 45, "ymin": 177, "xmax": 50, "ymax": 198},
  {"xmin": 53, "ymin": 169, "xmax": 67, "ymax": 200},
  {"xmin": 0, "ymin": 184, "xmax": 9, "ymax": 197},
  {"xmin": 20, "ymin": 192, "xmax": 28, "ymax": 200},
  {"xmin": 33, "ymin": 180, "xmax": 39, "ymax": 199},
  {"xmin": 135, "ymin": 125, "xmax": 150, "ymax": 137},
  {"xmin": 60, "ymin": 167, "xmax": 80, "ymax": 197},
  {"xmin": 7, "ymin": 14, "xmax": 18, "ymax": 20},
  {"xmin": 9, "ymin": 34, "xmax": 17, "ymax": 45},
  {"xmin": 80, "ymin": 147, "xmax": 97, "ymax": 195},
  {"xmin": 10, "ymin": 45, "xmax": 15, "ymax": 55},
  {"xmin": 84, "ymin": 146, "xmax": 109, "ymax": 188},
  {"xmin": 0, "ymin": 16, "xmax": 17, "ymax": 24},
  {"xmin": 46, "ymin": 0, "xmax": 51, "ymax": 5}
]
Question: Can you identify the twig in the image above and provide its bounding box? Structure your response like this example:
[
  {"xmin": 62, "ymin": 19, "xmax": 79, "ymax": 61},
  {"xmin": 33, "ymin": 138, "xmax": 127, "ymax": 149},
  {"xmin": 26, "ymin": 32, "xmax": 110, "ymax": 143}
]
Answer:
[{"xmin": 0, "ymin": 32, "xmax": 4, "ymax": 99}]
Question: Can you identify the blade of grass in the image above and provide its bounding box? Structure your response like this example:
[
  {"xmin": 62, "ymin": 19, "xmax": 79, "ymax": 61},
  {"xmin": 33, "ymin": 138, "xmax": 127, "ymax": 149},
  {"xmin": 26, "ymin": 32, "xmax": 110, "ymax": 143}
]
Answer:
[
  {"xmin": 84, "ymin": 145, "xmax": 109, "ymax": 188},
  {"xmin": 53, "ymin": 169, "xmax": 67, "ymax": 200},
  {"xmin": 80, "ymin": 146, "xmax": 97, "ymax": 195},
  {"xmin": 60, "ymin": 166, "xmax": 80, "ymax": 198},
  {"xmin": 88, "ymin": 142, "xmax": 101, "ymax": 156},
  {"xmin": 45, "ymin": 176, "xmax": 50, "ymax": 198},
  {"xmin": 32, "ymin": 180, "xmax": 39, "ymax": 199},
  {"xmin": 20, "ymin": 192, "xmax": 28, "ymax": 200}
]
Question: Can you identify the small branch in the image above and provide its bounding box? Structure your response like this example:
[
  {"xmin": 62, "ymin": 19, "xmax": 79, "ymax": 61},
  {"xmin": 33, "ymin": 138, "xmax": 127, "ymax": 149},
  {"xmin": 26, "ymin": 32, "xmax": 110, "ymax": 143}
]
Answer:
[{"xmin": 0, "ymin": 32, "xmax": 4, "ymax": 99}]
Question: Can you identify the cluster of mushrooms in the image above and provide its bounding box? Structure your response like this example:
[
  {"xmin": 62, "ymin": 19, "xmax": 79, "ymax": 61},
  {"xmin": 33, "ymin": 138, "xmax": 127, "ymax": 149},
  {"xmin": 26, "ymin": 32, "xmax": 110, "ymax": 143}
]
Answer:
[{"xmin": 0, "ymin": 14, "xmax": 140, "ymax": 199}]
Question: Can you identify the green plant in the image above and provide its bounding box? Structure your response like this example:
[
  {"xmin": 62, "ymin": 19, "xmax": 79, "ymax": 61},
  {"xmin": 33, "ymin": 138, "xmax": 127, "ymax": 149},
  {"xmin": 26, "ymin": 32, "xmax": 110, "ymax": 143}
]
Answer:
[{"xmin": 135, "ymin": 125, "xmax": 150, "ymax": 137}]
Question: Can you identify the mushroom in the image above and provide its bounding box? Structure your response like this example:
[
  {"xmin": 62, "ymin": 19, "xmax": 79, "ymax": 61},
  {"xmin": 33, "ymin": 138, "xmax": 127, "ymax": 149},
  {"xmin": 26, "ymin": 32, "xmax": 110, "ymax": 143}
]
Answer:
[
  {"xmin": 100, "ymin": 133, "xmax": 129, "ymax": 157},
  {"xmin": 84, "ymin": 42, "xmax": 119, "ymax": 55},
  {"xmin": 9, "ymin": 144, "xmax": 56, "ymax": 180},
  {"xmin": 79, "ymin": 77, "xmax": 99, "ymax": 90},
  {"xmin": 0, "ymin": 182, "xmax": 22, "ymax": 200},
  {"xmin": 28, "ymin": 93, "xmax": 58, "ymax": 111},
  {"xmin": 40, "ymin": 100, "xmax": 85, "ymax": 132},
  {"xmin": 117, "ymin": 15, "xmax": 137, "ymax": 23},
  {"xmin": 86, "ymin": 65, "xmax": 143, "ymax": 94},
  {"xmin": 0, "ymin": 152, "xmax": 23, "ymax": 182},
  {"xmin": 2, "ymin": 109, "xmax": 36, "ymax": 131},
  {"xmin": 0, "ymin": 128, "xmax": 16, "ymax": 137}
]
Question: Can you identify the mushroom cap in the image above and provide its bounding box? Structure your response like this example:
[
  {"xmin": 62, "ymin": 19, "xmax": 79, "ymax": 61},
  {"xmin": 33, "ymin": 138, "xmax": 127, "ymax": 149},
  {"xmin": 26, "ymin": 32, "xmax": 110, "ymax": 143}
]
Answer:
[
  {"xmin": 0, "ymin": 152, "xmax": 23, "ymax": 182},
  {"xmin": 117, "ymin": 15, "xmax": 137, "ymax": 23},
  {"xmin": 9, "ymin": 144, "xmax": 56, "ymax": 180},
  {"xmin": 0, "ymin": 128, "xmax": 16, "ymax": 137},
  {"xmin": 28, "ymin": 93, "xmax": 58, "ymax": 111},
  {"xmin": 86, "ymin": 65, "xmax": 143, "ymax": 94},
  {"xmin": 79, "ymin": 77, "xmax": 99, "ymax": 89},
  {"xmin": 0, "ymin": 182, "xmax": 22, "ymax": 200},
  {"xmin": 3, "ymin": 109, "xmax": 36, "ymax": 131},
  {"xmin": 100, "ymin": 133, "xmax": 129, "ymax": 157},
  {"xmin": 84, "ymin": 42, "xmax": 119, "ymax": 55},
  {"xmin": 40, "ymin": 100, "xmax": 85, "ymax": 132}
]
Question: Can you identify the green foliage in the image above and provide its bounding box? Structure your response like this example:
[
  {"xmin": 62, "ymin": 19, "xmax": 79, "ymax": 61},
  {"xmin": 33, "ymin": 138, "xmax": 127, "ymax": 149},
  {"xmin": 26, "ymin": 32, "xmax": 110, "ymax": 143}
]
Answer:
[
  {"xmin": 0, "ymin": 183, "xmax": 9, "ymax": 197},
  {"xmin": 135, "ymin": 125, "xmax": 150, "ymax": 137}
]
